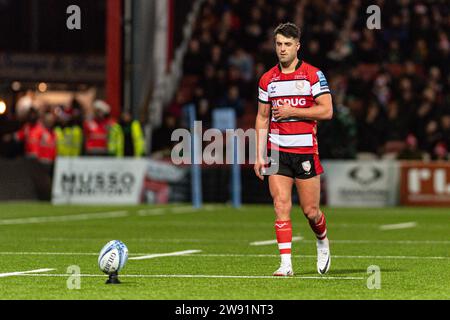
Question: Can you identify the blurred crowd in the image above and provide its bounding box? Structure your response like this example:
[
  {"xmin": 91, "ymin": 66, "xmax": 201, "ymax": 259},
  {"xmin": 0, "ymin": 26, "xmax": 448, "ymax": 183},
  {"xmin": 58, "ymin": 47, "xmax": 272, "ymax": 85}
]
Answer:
[
  {"xmin": 0, "ymin": 93, "xmax": 146, "ymax": 169},
  {"xmin": 166, "ymin": 0, "xmax": 449, "ymax": 160}
]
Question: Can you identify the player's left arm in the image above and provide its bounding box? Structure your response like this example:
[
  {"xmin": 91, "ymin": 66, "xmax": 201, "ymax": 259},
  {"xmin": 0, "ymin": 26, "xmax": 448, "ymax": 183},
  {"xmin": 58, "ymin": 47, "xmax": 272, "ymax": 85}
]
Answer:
[{"xmin": 272, "ymin": 93, "xmax": 333, "ymax": 121}]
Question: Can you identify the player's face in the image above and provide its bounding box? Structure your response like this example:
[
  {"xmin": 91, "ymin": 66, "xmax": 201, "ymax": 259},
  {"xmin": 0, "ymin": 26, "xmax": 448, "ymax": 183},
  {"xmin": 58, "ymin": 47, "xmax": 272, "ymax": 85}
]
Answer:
[{"xmin": 275, "ymin": 34, "xmax": 300, "ymax": 65}]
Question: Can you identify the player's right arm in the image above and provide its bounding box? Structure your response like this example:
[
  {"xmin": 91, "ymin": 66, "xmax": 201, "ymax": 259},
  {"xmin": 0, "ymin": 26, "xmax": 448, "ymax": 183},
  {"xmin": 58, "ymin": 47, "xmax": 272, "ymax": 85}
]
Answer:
[{"xmin": 254, "ymin": 101, "xmax": 270, "ymax": 181}]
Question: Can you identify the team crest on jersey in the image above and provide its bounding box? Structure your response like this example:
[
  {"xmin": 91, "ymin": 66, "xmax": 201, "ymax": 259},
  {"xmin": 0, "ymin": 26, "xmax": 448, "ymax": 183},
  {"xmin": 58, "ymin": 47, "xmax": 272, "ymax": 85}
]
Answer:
[
  {"xmin": 296, "ymin": 81, "xmax": 305, "ymax": 91},
  {"xmin": 302, "ymin": 160, "xmax": 312, "ymax": 173}
]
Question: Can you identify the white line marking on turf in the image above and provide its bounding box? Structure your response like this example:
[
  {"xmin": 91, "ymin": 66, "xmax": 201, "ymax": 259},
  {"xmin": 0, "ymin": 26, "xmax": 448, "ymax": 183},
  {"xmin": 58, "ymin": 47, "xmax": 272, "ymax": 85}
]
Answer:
[
  {"xmin": 36, "ymin": 238, "xmax": 450, "ymax": 245},
  {"xmin": 129, "ymin": 250, "xmax": 202, "ymax": 261},
  {"xmin": 137, "ymin": 208, "xmax": 166, "ymax": 216},
  {"xmin": 0, "ymin": 268, "xmax": 55, "ymax": 278},
  {"xmin": 380, "ymin": 222, "xmax": 417, "ymax": 231},
  {"xmin": 137, "ymin": 205, "xmax": 218, "ymax": 217},
  {"xmin": 323, "ymin": 240, "xmax": 450, "ymax": 245},
  {"xmin": 16, "ymin": 274, "xmax": 364, "ymax": 280},
  {"xmin": 195, "ymin": 254, "xmax": 450, "ymax": 260},
  {"xmin": 0, "ymin": 252, "xmax": 98, "ymax": 256},
  {"xmin": 0, "ymin": 211, "xmax": 129, "ymax": 226},
  {"xmin": 250, "ymin": 236, "xmax": 303, "ymax": 246},
  {"xmin": 0, "ymin": 252, "xmax": 448, "ymax": 260}
]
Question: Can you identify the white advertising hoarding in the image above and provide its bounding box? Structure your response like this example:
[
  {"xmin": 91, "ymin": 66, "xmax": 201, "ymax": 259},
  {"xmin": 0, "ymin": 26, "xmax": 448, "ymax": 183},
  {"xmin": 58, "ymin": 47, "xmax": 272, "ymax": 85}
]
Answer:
[
  {"xmin": 52, "ymin": 158, "xmax": 148, "ymax": 205},
  {"xmin": 322, "ymin": 161, "xmax": 400, "ymax": 207}
]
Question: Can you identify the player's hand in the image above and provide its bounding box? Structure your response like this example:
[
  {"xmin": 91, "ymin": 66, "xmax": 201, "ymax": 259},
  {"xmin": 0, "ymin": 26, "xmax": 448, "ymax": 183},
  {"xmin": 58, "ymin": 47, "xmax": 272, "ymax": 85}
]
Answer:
[
  {"xmin": 254, "ymin": 158, "xmax": 266, "ymax": 181},
  {"xmin": 272, "ymin": 102, "xmax": 294, "ymax": 121}
]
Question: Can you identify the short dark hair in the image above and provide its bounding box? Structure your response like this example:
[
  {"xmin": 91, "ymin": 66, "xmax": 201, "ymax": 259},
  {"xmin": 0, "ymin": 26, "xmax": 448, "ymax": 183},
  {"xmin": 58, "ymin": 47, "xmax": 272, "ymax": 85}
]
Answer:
[{"xmin": 274, "ymin": 22, "xmax": 301, "ymax": 40}]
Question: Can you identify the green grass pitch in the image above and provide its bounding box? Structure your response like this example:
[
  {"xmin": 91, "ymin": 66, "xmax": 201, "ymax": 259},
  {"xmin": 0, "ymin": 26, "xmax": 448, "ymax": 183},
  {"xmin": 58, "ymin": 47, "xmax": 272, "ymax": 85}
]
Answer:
[{"xmin": 0, "ymin": 203, "xmax": 449, "ymax": 300}]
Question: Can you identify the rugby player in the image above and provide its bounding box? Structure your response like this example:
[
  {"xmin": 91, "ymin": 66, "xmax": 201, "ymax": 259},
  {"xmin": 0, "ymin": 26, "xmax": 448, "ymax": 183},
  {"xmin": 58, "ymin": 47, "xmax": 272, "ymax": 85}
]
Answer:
[{"xmin": 254, "ymin": 22, "xmax": 333, "ymax": 276}]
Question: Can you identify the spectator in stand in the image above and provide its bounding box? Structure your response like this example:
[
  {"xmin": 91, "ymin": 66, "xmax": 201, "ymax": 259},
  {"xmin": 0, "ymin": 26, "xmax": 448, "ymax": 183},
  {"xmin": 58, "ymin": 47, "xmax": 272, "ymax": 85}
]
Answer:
[
  {"xmin": 196, "ymin": 98, "xmax": 212, "ymax": 128},
  {"xmin": 12, "ymin": 107, "xmax": 43, "ymax": 159},
  {"xmin": 145, "ymin": 0, "xmax": 450, "ymax": 160},
  {"xmin": 0, "ymin": 113, "xmax": 21, "ymax": 158},
  {"xmin": 37, "ymin": 111, "xmax": 57, "ymax": 168},
  {"xmin": 423, "ymin": 120, "xmax": 443, "ymax": 154},
  {"xmin": 183, "ymin": 39, "xmax": 204, "ymax": 75},
  {"xmin": 229, "ymin": 48, "xmax": 254, "ymax": 82},
  {"xmin": 218, "ymin": 85, "xmax": 244, "ymax": 118},
  {"xmin": 198, "ymin": 64, "xmax": 220, "ymax": 105},
  {"xmin": 83, "ymin": 100, "xmax": 115, "ymax": 156},
  {"xmin": 108, "ymin": 112, "xmax": 145, "ymax": 158},
  {"xmin": 151, "ymin": 112, "xmax": 178, "ymax": 159},
  {"xmin": 167, "ymin": 92, "xmax": 186, "ymax": 119},
  {"xmin": 384, "ymin": 100, "xmax": 410, "ymax": 156},
  {"xmin": 433, "ymin": 142, "xmax": 449, "ymax": 161},
  {"xmin": 398, "ymin": 134, "xmax": 425, "ymax": 160},
  {"xmin": 55, "ymin": 108, "xmax": 83, "ymax": 157},
  {"xmin": 440, "ymin": 115, "xmax": 450, "ymax": 149},
  {"xmin": 356, "ymin": 101, "xmax": 387, "ymax": 156}
]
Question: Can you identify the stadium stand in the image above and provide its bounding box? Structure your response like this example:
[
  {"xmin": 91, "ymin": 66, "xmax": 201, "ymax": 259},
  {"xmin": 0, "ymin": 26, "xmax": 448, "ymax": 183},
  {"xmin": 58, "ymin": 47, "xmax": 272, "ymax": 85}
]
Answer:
[{"xmin": 171, "ymin": 0, "xmax": 450, "ymax": 160}]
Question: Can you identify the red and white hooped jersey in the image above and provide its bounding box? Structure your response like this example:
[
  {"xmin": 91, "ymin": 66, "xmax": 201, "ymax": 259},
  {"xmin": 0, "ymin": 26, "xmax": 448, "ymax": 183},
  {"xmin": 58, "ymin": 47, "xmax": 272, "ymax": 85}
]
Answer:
[{"xmin": 258, "ymin": 60, "xmax": 331, "ymax": 155}]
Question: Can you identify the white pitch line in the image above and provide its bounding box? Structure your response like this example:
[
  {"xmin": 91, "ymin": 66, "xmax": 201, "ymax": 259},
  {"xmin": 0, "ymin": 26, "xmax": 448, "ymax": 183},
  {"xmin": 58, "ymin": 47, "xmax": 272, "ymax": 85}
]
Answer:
[
  {"xmin": 250, "ymin": 236, "xmax": 303, "ymax": 246},
  {"xmin": 16, "ymin": 273, "xmax": 364, "ymax": 280},
  {"xmin": 0, "ymin": 268, "xmax": 55, "ymax": 278},
  {"xmin": 0, "ymin": 252, "xmax": 99, "ymax": 256},
  {"xmin": 380, "ymin": 222, "xmax": 417, "ymax": 231},
  {"xmin": 0, "ymin": 211, "xmax": 129, "ymax": 226},
  {"xmin": 129, "ymin": 250, "xmax": 202, "ymax": 261},
  {"xmin": 137, "ymin": 208, "xmax": 166, "ymax": 216},
  {"xmin": 137, "ymin": 205, "xmax": 219, "ymax": 217},
  {"xmin": 195, "ymin": 254, "xmax": 450, "ymax": 260},
  {"xmin": 0, "ymin": 252, "xmax": 448, "ymax": 260},
  {"xmin": 36, "ymin": 238, "xmax": 450, "ymax": 245},
  {"xmin": 321, "ymin": 240, "xmax": 450, "ymax": 245},
  {"xmin": 0, "ymin": 252, "xmax": 449, "ymax": 260}
]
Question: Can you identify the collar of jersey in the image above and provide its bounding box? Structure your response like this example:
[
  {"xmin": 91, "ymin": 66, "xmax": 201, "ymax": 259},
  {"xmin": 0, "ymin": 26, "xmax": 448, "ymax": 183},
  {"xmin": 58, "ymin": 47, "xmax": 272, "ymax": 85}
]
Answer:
[{"xmin": 278, "ymin": 59, "xmax": 303, "ymax": 72}]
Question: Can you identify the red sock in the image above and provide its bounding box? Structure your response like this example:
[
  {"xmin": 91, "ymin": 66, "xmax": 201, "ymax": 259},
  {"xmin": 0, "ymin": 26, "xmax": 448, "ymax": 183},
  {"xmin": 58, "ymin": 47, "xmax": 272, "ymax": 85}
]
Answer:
[
  {"xmin": 309, "ymin": 213, "xmax": 327, "ymax": 240},
  {"xmin": 275, "ymin": 220, "xmax": 292, "ymax": 255}
]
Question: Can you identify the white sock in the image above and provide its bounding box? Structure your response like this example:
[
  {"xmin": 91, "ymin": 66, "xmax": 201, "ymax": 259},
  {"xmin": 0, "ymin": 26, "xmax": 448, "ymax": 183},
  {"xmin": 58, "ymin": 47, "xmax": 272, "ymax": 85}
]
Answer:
[
  {"xmin": 281, "ymin": 254, "xmax": 292, "ymax": 266},
  {"xmin": 317, "ymin": 238, "xmax": 329, "ymax": 249}
]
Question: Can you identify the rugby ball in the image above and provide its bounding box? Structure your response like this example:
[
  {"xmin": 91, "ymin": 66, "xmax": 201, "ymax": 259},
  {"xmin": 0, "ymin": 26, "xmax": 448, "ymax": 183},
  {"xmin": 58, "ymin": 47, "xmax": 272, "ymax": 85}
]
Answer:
[{"xmin": 98, "ymin": 240, "xmax": 128, "ymax": 274}]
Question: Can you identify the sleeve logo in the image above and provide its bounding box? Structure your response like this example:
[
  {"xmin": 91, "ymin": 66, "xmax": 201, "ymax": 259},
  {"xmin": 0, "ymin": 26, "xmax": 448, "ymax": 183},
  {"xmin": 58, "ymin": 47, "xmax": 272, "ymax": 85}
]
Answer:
[{"xmin": 317, "ymin": 71, "xmax": 329, "ymax": 89}]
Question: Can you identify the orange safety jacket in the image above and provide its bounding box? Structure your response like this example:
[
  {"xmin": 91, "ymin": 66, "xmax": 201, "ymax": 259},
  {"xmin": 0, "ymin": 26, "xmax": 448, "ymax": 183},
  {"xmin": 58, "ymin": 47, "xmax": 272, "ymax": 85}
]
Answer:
[
  {"xmin": 83, "ymin": 119, "xmax": 112, "ymax": 155},
  {"xmin": 37, "ymin": 127, "xmax": 56, "ymax": 164},
  {"xmin": 15, "ymin": 122, "xmax": 44, "ymax": 158}
]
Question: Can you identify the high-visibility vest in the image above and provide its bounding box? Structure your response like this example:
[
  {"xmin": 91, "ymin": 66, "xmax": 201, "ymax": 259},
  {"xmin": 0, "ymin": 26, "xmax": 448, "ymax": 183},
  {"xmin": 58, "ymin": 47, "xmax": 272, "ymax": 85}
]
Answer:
[
  {"xmin": 37, "ymin": 127, "xmax": 56, "ymax": 164},
  {"xmin": 108, "ymin": 121, "xmax": 145, "ymax": 157},
  {"xmin": 14, "ymin": 122, "xmax": 44, "ymax": 158},
  {"xmin": 83, "ymin": 119, "xmax": 111, "ymax": 155},
  {"xmin": 55, "ymin": 126, "xmax": 83, "ymax": 157}
]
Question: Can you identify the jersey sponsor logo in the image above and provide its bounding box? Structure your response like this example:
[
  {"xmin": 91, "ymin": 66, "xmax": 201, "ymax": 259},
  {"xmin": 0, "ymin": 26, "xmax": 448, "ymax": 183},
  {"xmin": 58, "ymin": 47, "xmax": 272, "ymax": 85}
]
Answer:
[
  {"xmin": 294, "ymin": 74, "xmax": 307, "ymax": 80},
  {"xmin": 269, "ymin": 83, "xmax": 277, "ymax": 95},
  {"xmin": 272, "ymin": 97, "xmax": 307, "ymax": 107},
  {"xmin": 268, "ymin": 80, "xmax": 311, "ymax": 97}
]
